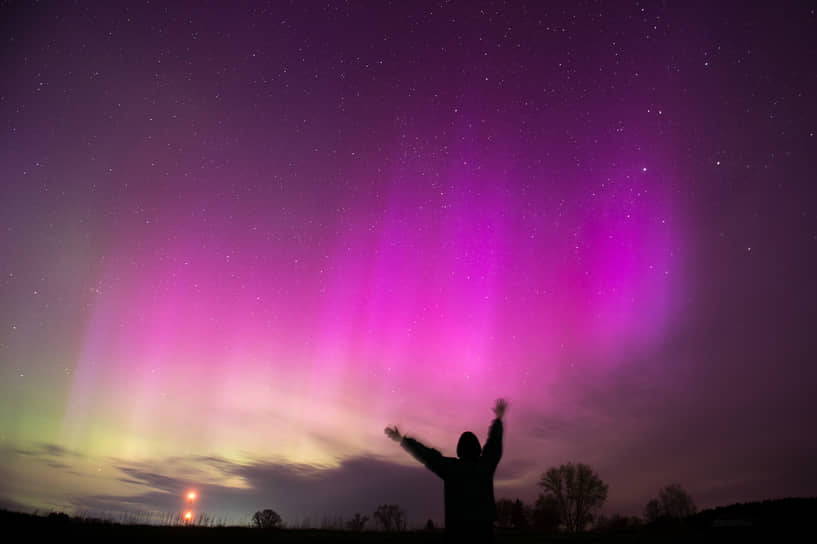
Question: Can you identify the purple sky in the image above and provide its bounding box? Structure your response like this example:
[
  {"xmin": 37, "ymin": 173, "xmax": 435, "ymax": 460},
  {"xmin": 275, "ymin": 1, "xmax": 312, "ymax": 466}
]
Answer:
[{"xmin": 1, "ymin": 0, "xmax": 816, "ymax": 527}]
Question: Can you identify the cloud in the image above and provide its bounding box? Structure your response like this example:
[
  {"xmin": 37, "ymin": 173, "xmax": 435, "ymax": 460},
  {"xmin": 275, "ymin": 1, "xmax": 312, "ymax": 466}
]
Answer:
[
  {"xmin": 37, "ymin": 443, "xmax": 83, "ymax": 458},
  {"xmin": 0, "ymin": 442, "xmax": 83, "ymax": 482},
  {"xmin": 10, "ymin": 442, "xmax": 85, "ymax": 460},
  {"xmin": 115, "ymin": 467, "xmax": 189, "ymax": 495},
  {"xmin": 70, "ymin": 454, "xmax": 446, "ymax": 526},
  {"xmin": 493, "ymin": 456, "xmax": 539, "ymax": 481}
]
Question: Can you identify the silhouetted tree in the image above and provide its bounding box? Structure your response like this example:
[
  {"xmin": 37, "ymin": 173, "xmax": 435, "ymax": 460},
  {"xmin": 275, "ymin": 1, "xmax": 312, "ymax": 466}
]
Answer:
[
  {"xmin": 511, "ymin": 498, "xmax": 529, "ymax": 530},
  {"xmin": 496, "ymin": 497, "xmax": 530, "ymax": 529},
  {"xmin": 531, "ymin": 493, "xmax": 561, "ymax": 532},
  {"xmin": 660, "ymin": 483, "xmax": 696, "ymax": 519},
  {"xmin": 425, "ymin": 518, "xmax": 436, "ymax": 531},
  {"xmin": 495, "ymin": 498, "xmax": 515, "ymax": 528},
  {"xmin": 373, "ymin": 504, "xmax": 406, "ymax": 531},
  {"xmin": 645, "ymin": 483, "xmax": 696, "ymax": 523},
  {"xmin": 538, "ymin": 462, "xmax": 608, "ymax": 533},
  {"xmin": 252, "ymin": 509, "xmax": 282, "ymax": 529},
  {"xmin": 346, "ymin": 513, "xmax": 369, "ymax": 531},
  {"xmin": 644, "ymin": 498, "xmax": 662, "ymax": 523}
]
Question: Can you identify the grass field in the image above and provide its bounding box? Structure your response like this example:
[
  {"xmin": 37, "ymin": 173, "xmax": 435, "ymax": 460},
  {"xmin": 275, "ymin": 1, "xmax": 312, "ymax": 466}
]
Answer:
[{"xmin": 0, "ymin": 509, "xmax": 760, "ymax": 543}]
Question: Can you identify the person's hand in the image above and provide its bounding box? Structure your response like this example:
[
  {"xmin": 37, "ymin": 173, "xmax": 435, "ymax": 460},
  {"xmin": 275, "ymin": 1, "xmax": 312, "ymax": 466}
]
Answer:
[
  {"xmin": 493, "ymin": 398, "xmax": 508, "ymax": 419},
  {"xmin": 384, "ymin": 425, "xmax": 402, "ymax": 442}
]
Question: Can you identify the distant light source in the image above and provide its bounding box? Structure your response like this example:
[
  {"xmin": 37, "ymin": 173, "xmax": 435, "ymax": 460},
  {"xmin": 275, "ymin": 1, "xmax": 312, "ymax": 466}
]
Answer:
[
  {"xmin": 188, "ymin": 491, "xmax": 196, "ymax": 501},
  {"xmin": 185, "ymin": 510, "xmax": 193, "ymax": 521}
]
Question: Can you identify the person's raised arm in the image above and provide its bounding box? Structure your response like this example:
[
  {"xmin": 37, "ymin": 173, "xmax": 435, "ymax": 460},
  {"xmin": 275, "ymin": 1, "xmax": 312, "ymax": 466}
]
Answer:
[
  {"xmin": 482, "ymin": 398, "xmax": 506, "ymax": 470},
  {"xmin": 384, "ymin": 425, "xmax": 447, "ymax": 479}
]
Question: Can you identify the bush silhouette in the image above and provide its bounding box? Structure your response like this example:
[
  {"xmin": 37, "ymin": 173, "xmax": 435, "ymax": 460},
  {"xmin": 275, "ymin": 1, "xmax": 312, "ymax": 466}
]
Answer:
[
  {"xmin": 531, "ymin": 493, "xmax": 561, "ymax": 532},
  {"xmin": 495, "ymin": 498, "xmax": 515, "ymax": 528},
  {"xmin": 46, "ymin": 512, "xmax": 70, "ymax": 525},
  {"xmin": 496, "ymin": 498, "xmax": 530, "ymax": 529},
  {"xmin": 346, "ymin": 513, "xmax": 369, "ymax": 531}
]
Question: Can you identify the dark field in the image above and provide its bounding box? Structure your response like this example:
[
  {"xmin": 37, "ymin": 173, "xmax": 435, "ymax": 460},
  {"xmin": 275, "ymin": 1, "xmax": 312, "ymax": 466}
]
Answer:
[{"xmin": 0, "ymin": 509, "xmax": 768, "ymax": 544}]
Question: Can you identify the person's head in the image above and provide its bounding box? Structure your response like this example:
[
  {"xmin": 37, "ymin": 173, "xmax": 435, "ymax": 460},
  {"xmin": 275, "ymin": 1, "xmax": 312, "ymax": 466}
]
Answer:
[{"xmin": 457, "ymin": 431, "xmax": 481, "ymax": 460}]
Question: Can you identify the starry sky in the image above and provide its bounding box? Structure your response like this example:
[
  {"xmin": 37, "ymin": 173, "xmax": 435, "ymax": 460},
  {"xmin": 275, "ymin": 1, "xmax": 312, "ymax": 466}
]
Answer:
[{"xmin": 1, "ymin": 0, "xmax": 816, "ymax": 527}]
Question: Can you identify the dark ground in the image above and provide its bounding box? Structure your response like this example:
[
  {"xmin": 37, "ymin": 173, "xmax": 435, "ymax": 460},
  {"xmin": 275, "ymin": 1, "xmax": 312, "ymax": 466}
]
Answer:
[{"xmin": 0, "ymin": 508, "xmax": 780, "ymax": 544}]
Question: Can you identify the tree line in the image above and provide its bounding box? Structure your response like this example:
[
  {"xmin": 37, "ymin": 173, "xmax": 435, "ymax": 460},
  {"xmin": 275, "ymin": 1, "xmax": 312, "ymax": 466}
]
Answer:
[
  {"xmin": 494, "ymin": 462, "xmax": 696, "ymax": 533},
  {"xmin": 252, "ymin": 461, "xmax": 696, "ymax": 533},
  {"xmin": 251, "ymin": 503, "xmax": 408, "ymax": 531}
]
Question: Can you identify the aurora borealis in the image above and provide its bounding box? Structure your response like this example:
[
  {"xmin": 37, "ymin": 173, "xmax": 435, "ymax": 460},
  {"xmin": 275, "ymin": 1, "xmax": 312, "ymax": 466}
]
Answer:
[{"xmin": 1, "ymin": 1, "xmax": 816, "ymax": 526}]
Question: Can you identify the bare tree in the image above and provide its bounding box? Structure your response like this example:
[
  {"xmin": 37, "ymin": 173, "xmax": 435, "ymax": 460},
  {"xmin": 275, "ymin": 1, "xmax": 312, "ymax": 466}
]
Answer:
[
  {"xmin": 346, "ymin": 513, "xmax": 369, "ymax": 531},
  {"xmin": 645, "ymin": 483, "xmax": 696, "ymax": 522},
  {"xmin": 538, "ymin": 462, "xmax": 608, "ymax": 533},
  {"xmin": 252, "ymin": 509, "xmax": 282, "ymax": 529},
  {"xmin": 373, "ymin": 504, "xmax": 406, "ymax": 531},
  {"xmin": 644, "ymin": 498, "xmax": 662, "ymax": 523}
]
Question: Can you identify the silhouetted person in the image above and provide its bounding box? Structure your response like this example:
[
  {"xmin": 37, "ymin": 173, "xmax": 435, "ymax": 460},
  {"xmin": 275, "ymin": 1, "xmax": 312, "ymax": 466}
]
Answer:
[{"xmin": 385, "ymin": 398, "xmax": 506, "ymax": 543}]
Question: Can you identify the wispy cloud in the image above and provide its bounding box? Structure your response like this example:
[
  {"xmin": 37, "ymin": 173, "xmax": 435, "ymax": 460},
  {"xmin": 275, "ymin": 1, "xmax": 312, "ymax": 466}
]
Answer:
[
  {"xmin": 11, "ymin": 442, "xmax": 86, "ymax": 460},
  {"xmin": 67, "ymin": 454, "xmax": 445, "ymax": 526}
]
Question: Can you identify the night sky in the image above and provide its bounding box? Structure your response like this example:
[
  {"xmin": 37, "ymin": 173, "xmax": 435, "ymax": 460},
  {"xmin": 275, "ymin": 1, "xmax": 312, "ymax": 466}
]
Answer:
[{"xmin": 1, "ymin": 0, "xmax": 816, "ymax": 527}]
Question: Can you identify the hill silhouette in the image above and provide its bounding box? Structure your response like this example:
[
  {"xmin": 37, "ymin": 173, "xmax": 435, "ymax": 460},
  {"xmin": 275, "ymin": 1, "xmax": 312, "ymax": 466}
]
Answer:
[{"xmin": 686, "ymin": 496, "xmax": 817, "ymax": 530}]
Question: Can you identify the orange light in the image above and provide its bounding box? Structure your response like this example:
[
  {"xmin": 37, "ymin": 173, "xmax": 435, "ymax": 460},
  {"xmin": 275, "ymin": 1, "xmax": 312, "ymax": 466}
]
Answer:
[
  {"xmin": 185, "ymin": 510, "xmax": 192, "ymax": 520},
  {"xmin": 187, "ymin": 491, "xmax": 196, "ymax": 501}
]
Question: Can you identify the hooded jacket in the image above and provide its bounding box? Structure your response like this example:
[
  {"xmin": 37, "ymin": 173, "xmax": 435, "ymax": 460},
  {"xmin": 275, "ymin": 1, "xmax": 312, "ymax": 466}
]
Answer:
[{"xmin": 401, "ymin": 418, "xmax": 503, "ymax": 530}]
